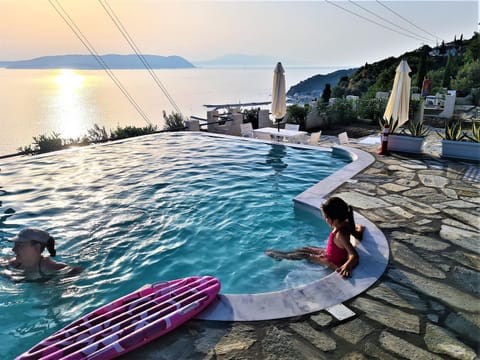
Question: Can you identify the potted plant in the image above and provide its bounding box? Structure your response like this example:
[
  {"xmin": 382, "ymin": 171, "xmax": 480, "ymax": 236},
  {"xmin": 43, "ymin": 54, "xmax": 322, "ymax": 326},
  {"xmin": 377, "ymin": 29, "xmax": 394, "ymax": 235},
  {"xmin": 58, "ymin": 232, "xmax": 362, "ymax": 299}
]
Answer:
[
  {"xmin": 437, "ymin": 120, "xmax": 480, "ymax": 161},
  {"xmin": 379, "ymin": 117, "xmax": 429, "ymax": 154}
]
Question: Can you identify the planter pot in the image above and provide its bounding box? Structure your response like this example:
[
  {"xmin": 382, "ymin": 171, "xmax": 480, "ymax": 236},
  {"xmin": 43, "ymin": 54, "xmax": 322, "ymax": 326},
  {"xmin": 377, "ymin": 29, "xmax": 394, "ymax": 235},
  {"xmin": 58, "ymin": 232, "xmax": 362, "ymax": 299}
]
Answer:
[
  {"xmin": 387, "ymin": 135, "xmax": 425, "ymax": 154},
  {"xmin": 441, "ymin": 140, "xmax": 480, "ymax": 161}
]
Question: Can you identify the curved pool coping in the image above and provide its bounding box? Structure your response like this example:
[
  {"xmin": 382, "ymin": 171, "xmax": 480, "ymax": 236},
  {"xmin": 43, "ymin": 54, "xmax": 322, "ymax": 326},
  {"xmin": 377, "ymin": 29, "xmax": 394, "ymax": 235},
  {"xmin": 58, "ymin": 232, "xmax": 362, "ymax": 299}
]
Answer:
[{"xmin": 197, "ymin": 137, "xmax": 390, "ymax": 321}]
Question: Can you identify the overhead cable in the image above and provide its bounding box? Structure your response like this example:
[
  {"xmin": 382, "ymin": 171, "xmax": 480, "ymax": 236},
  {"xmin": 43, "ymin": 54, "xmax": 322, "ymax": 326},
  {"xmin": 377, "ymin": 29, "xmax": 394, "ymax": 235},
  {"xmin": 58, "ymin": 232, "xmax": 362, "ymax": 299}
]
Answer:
[
  {"xmin": 348, "ymin": 0, "xmax": 435, "ymax": 43},
  {"xmin": 324, "ymin": 0, "xmax": 430, "ymax": 43},
  {"xmin": 48, "ymin": 0, "xmax": 152, "ymax": 125},
  {"xmin": 98, "ymin": 0, "xmax": 183, "ymax": 116},
  {"xmin": 376, "ymin": 0, "xmax": 441, "ymax": 42}
]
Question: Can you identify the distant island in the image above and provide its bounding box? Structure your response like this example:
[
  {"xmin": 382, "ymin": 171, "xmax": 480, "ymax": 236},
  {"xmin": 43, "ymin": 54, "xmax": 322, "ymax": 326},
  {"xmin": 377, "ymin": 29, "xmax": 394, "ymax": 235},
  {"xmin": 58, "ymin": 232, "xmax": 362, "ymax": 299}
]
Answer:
[
  {"xmin": 193, "ymin": 53, "xmax": 316, "ymax": 68},
  {"xmin": 0, "ymin": 54, "xmax": 195, "ymax": 69},
  {"xmin": 194, "ymin": 54, "xmax": 281, "ymax": 68}
]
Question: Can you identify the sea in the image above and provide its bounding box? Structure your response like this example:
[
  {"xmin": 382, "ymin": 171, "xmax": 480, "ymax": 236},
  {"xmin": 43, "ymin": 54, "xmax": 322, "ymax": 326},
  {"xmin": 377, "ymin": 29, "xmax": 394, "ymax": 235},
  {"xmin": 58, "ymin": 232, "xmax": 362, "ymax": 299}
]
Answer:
[{"xmin": 0, "ymin": 66, "xmax": 339, "ymax": 156}]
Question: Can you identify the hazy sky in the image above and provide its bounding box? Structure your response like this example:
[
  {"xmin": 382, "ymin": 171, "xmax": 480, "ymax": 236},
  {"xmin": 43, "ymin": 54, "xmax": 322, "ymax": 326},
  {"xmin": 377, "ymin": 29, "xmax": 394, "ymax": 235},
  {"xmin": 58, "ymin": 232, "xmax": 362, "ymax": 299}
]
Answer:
[{"xmin": 1, "ymin": 0, "xmax": 478, "ymax": 67}]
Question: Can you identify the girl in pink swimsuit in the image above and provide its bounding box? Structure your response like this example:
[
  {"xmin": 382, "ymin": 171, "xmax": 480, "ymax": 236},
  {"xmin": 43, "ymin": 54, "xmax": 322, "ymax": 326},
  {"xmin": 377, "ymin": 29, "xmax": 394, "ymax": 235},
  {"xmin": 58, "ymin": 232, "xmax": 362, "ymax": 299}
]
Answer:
[{"xmin": 265, "ymin": 197, "xmax": 364, "ymax": 278}]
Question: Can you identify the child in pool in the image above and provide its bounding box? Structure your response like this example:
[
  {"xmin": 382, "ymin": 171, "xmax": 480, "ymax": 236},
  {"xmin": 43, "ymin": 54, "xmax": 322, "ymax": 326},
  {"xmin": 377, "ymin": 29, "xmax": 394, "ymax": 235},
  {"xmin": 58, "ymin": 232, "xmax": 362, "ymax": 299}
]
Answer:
[
  {"xmin": 3, "ymin": 228, "xmax": 83, "ymax": 281},
  {"xmin": 265, "ymin": 197, "xmax": 364, "ymax": 278}
]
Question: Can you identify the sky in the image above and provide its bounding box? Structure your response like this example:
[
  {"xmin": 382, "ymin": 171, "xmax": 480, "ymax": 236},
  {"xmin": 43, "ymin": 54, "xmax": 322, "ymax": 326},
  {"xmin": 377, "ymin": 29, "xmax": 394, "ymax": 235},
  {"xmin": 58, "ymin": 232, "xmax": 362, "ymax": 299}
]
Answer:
[{"xmin": 0, "ymin": 0, "xmax": 478, "ymax": 67}]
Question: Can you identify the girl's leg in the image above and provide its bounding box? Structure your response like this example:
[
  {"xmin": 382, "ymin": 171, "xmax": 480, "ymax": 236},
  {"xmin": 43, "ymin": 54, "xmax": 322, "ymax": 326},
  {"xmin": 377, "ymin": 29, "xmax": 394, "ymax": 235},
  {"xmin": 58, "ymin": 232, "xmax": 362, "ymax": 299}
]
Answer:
[
  {"xmin": 265, "ymin": 249, "xmax": 311, "ymax": 260},
  {"xmin": 352, "ymin": 224, "xmax": 365, "ymax": 241}
]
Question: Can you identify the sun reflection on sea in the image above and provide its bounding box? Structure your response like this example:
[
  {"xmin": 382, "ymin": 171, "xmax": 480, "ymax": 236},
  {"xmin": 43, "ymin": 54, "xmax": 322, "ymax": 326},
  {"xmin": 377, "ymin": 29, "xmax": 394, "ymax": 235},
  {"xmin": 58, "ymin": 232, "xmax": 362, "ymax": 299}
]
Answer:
[
  {"xmin": 54, "ymin": 69, "xmax": 84, "ymax": 90},
  {"xmin": 49, "ymin": 69, "xmax": 92, "ymax": 139}
]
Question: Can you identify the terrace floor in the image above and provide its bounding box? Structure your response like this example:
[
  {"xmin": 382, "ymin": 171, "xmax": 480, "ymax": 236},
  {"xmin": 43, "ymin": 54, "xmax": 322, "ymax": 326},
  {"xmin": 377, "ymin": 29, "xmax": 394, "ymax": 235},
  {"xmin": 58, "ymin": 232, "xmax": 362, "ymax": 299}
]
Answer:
[{"xmin": 124, "ymin": 133, "xmax": 479, "ymax": 360}]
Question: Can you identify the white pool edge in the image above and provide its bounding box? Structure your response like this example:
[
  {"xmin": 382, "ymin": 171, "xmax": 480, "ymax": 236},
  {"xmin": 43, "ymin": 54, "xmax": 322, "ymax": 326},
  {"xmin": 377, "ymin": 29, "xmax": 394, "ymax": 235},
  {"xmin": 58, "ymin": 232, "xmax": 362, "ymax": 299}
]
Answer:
[{"xmin": 197, "ymin": 138, "xmax": 390, "ymax": 321}]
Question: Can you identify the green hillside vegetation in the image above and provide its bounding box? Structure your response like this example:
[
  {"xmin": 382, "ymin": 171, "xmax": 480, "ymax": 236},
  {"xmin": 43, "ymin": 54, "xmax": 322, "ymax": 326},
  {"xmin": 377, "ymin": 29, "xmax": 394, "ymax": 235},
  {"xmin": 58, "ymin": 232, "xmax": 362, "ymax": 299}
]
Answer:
[
  {"xmin": 283, "ymin": 33, "xmax": 479, "ymax": 133},
  {"xmin": 332, "ymin": 32, "xmax": 479, "ymax": 101}
]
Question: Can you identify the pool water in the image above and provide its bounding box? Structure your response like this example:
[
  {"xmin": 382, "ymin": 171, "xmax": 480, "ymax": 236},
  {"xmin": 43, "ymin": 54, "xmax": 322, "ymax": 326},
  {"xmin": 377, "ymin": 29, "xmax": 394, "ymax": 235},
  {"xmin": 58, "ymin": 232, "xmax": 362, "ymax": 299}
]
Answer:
[{"xmin": 0, "ymin": 132, "xmax": 350, "ymax": 357}]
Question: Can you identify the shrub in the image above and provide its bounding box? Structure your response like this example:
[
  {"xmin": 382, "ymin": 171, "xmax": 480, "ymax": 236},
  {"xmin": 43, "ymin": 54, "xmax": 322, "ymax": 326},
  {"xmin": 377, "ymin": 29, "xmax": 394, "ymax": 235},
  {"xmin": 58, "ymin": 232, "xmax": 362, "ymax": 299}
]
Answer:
[
  {"xmin": 321, "ymin": 98, "xmax": 356, "ymax": 128},
  {"xmin": 426, "ymin": 68, "xmax": 445, "ymax": 93},
  {"xmin": 286, "ymin": 104, "xmax": 309, "ymax": 130},
  {"xmin": 111, "ymin": 124, "xmax": 158, "ymax": 140},
  {"xmin": 357, "ymin": 97, "xmax": 388, "ymax": 124},
  {"xmin": 409, "ymin": 98, "xmax": 422, "ymax": 120},
  {"xmin": 243, "ymin": 108, "xmax": 259, "ymax": 128},
  {"xmin": 163, "ymin": 111, "xmax": 186, "ymax": 131},
  {"xmin": 451, "ymin": 61, "xmax": 480, "ymax": 93},
  {"xmin": 471, "ymin": 88, "xmax": 480, "ymax": 106},
  {"xmin": 86, "ymin": 124, "xmax": 109, "ymax": 143}
]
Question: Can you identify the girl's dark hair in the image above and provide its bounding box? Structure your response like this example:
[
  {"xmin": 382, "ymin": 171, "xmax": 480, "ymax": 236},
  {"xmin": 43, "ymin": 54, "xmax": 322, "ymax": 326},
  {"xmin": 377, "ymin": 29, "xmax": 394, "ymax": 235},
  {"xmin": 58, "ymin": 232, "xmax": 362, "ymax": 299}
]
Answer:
[
  {"xmin": 37, "ymin": 236, "xmax": 56, "ymax": 257},
  {"xmin": 322, "ymin": 197, "xmax": 357, "ymax": 236}
]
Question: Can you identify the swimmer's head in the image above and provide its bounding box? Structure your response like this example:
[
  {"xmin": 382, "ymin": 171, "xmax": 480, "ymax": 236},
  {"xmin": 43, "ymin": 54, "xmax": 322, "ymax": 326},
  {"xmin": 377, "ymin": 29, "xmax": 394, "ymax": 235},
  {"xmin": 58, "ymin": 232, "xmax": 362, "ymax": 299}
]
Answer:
[{"xmin": 9, "ymin": 228, "xmax": 56, "ymax": 256}]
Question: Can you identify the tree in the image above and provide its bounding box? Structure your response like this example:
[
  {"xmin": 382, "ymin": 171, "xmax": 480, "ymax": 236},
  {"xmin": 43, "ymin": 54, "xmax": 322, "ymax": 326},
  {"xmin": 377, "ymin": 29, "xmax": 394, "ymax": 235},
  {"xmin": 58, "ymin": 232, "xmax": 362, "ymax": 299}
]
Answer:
[
  {"xmin": 321, "ymin": 83, "xmax": 331, "ymax": 103},
  {"xmin": 439, "ymin": 40, "xmax": 447, "ymax": 55},
  {"xmin": 416, "ymin": 46, "xmax": 428, "ymax": 89},
  {"xmin": 442, "ymin": 53, "xmax": 454, "ymax": 88},
  {"xmin": 465, "ymin": 32, "xmax": 480, "ymax": 62}
]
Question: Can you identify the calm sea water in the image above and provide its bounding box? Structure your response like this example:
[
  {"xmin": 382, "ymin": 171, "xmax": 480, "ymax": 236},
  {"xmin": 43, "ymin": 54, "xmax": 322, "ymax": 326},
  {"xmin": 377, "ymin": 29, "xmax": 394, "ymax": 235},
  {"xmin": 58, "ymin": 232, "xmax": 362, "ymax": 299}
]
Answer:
[
  {"xmin": 0, "ymin": 67, "xmax": 338, "ymax": 155},
  {"xmin": 0, "ymin": 132, "xmax": 349, "ymax": 357}
]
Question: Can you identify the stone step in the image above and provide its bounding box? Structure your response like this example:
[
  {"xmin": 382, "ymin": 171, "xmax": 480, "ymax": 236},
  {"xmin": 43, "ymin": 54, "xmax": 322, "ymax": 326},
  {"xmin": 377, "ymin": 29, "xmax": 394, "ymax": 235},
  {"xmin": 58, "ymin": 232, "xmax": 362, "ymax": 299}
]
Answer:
[{"xmin": 326, "ymin": 304, "xmax": 356, "ymax": 321}]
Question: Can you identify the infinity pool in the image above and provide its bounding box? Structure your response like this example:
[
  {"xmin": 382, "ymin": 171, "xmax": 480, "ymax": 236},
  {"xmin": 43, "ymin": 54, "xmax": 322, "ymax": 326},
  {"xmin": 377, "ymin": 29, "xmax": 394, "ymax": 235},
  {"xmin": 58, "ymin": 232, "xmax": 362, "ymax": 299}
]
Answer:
[{"xmin": 0, "ymin": 132, "xmax": 350, "ymax": 357}]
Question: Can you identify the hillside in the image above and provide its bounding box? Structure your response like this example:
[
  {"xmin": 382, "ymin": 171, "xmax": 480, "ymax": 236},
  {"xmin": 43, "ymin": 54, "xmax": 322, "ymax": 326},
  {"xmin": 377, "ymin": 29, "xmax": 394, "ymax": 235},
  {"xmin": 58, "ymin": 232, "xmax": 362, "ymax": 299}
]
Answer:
[
  {"xmin": 0, "ymin": 54, "xmax": 195, "ymax": 69},
  {"xmin": 331, "ymin": 32, "xmax": 479, "ymax": 99},
  {"xmin": 287, "ymin": 68, "xmax": 357, "ymax": 97}
]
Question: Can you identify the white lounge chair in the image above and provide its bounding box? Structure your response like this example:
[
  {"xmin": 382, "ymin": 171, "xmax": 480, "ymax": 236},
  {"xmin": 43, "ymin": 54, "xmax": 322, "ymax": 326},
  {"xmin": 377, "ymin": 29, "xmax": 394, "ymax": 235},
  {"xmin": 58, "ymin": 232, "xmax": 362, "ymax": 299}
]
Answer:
[
  {"xmin": 307, "ymin": 131, "xmax": 322, "ymax": 145},
  {"xmin": 284, "ymin": 123, "xmax": 304, "ymax": 143},
  {"xmin": 255, "ymin": 132, "xmax": 272, "ymax": 141},
  {"xmin": 240, "ymin": 122, "xmax": 254, "ymax": 138},
  {"xmin": 338, "ymin": 132, "xmax": 349, "ymax": 145},
  {"xmin": 285, "ymin": 123, "xmax": 300, "ymax": 131}
]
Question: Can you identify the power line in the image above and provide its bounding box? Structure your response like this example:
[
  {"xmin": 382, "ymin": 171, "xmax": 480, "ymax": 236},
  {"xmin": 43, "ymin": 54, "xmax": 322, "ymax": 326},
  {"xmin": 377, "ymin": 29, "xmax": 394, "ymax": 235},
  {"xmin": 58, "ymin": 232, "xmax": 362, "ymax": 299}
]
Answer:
[
  {"xmin": 348, "ymin": 0, "xmax": 435, "ymax": 43},
  {"xmin": 48, "ymin": 0, "xmax": 152, "ymax": 125},
  {"xmin": 98, "ymin": 0, "xmax": 183, "ymax": 116},
  {"xmin": 324, "ymin": 0, "xmax": 430, "ymax": 43},
  {"xmin": 376, "ymin": 0, "xmax": 441, "ymax": 42}
]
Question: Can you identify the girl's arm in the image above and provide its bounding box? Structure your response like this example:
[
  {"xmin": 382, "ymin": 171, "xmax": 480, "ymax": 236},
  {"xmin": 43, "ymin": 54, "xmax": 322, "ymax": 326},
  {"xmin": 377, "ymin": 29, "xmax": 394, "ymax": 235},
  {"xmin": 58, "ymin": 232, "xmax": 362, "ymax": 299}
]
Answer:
[{"xmin": 335, "ymin": 230, "xmax": 359, "ymax": 278}]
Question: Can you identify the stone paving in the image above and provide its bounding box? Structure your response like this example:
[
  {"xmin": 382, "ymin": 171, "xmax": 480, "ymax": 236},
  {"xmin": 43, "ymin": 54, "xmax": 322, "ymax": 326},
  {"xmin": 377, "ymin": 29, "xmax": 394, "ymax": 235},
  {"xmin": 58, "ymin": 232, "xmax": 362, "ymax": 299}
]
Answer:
[{"xmin": 125, "ymin": 135, "xmax": 479, "ymax": 360}]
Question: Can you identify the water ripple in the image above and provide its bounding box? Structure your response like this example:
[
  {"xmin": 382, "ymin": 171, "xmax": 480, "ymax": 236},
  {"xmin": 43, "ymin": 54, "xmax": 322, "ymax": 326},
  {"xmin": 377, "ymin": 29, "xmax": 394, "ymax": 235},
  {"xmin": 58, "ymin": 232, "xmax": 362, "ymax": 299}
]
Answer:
[{"xmin": 0, "ymin": 133, "xmax": 350, "ymax": 358}]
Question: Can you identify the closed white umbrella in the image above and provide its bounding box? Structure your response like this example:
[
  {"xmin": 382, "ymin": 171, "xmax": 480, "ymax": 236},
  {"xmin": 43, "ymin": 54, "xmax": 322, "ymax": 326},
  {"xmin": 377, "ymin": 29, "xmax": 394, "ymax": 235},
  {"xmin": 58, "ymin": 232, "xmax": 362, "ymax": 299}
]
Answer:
[
  {"xmin": 271, "ymin": 62, "xmax": 286, "ymax": 131},
  {"xmin": 383, "ymin": 59, "xmax": 411, "ymax": 128}
]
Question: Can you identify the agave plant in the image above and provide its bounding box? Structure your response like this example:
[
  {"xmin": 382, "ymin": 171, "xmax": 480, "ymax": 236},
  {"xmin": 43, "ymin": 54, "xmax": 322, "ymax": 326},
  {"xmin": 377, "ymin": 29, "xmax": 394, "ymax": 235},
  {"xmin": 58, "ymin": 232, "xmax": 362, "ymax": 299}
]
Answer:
[
  {"xmin": 401, "ymin": 120, "xmax": 430, "ymax": 137},
  {"xmin": 437, "ymin": 120, "xmax": 466, "ymax": 141},
  {"xmin": 465, "ymin": 121, "xmax": 480, "ymax": 142},
  {"xmin": 378, "ymin": 116, "xmax": 400, "ymax": 134}
]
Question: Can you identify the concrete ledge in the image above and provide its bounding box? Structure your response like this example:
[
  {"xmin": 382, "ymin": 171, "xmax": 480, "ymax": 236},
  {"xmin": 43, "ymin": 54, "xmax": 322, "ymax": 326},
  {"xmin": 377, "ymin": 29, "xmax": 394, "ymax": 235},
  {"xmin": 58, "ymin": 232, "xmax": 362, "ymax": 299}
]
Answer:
[{"xmin": 293, "ymin": 145, "xmax": 375, "ymax": 210}]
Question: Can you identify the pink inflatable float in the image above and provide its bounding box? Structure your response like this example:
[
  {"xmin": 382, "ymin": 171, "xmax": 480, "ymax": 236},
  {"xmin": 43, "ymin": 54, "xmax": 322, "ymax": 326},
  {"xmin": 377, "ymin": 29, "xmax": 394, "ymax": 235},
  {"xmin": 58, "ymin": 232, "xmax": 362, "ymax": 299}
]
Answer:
[{"xmin": 17, "ymin": 276, "xmax": 221, "ymax": 360}]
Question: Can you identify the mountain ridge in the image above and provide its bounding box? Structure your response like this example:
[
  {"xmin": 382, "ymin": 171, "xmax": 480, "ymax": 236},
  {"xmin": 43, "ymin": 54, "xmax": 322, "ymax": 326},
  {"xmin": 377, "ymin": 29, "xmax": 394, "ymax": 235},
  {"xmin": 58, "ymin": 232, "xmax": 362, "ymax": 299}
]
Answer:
[{"xmin": 0, "ymin": 54, "xmax": 195, "ymax": 69}]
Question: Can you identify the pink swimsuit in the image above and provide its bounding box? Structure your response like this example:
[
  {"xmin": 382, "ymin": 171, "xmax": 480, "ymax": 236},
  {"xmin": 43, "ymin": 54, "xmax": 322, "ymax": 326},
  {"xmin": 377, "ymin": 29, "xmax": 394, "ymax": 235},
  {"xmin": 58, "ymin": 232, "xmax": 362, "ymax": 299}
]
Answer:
[{"xmin": 325, "ymin": 229, "xmax": 347, "ymax": 266}]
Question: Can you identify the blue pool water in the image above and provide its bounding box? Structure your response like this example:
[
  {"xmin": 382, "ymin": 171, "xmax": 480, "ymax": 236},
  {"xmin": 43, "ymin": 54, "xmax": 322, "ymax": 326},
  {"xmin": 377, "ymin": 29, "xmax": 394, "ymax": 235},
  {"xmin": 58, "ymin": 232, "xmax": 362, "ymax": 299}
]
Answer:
[{"xmin": 0, "ymin": 132, "xmax": 350, "ymax": 357}]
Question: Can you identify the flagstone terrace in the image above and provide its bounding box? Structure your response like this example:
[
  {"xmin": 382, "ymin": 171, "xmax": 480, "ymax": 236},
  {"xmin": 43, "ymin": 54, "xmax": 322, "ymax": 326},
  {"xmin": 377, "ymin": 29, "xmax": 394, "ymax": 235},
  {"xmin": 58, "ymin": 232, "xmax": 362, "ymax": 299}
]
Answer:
[{"xmin": 124, "ymin": 135, "xmax": 479, "ymax": 360}]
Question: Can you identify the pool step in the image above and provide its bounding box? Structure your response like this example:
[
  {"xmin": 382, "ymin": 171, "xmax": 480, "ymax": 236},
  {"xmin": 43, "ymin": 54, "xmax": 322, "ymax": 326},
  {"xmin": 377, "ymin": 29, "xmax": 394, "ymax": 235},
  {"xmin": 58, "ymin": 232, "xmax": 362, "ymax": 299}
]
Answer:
[{"xmin": 326, "ymin": 303, "xmax": 356, "ymax": 321}]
